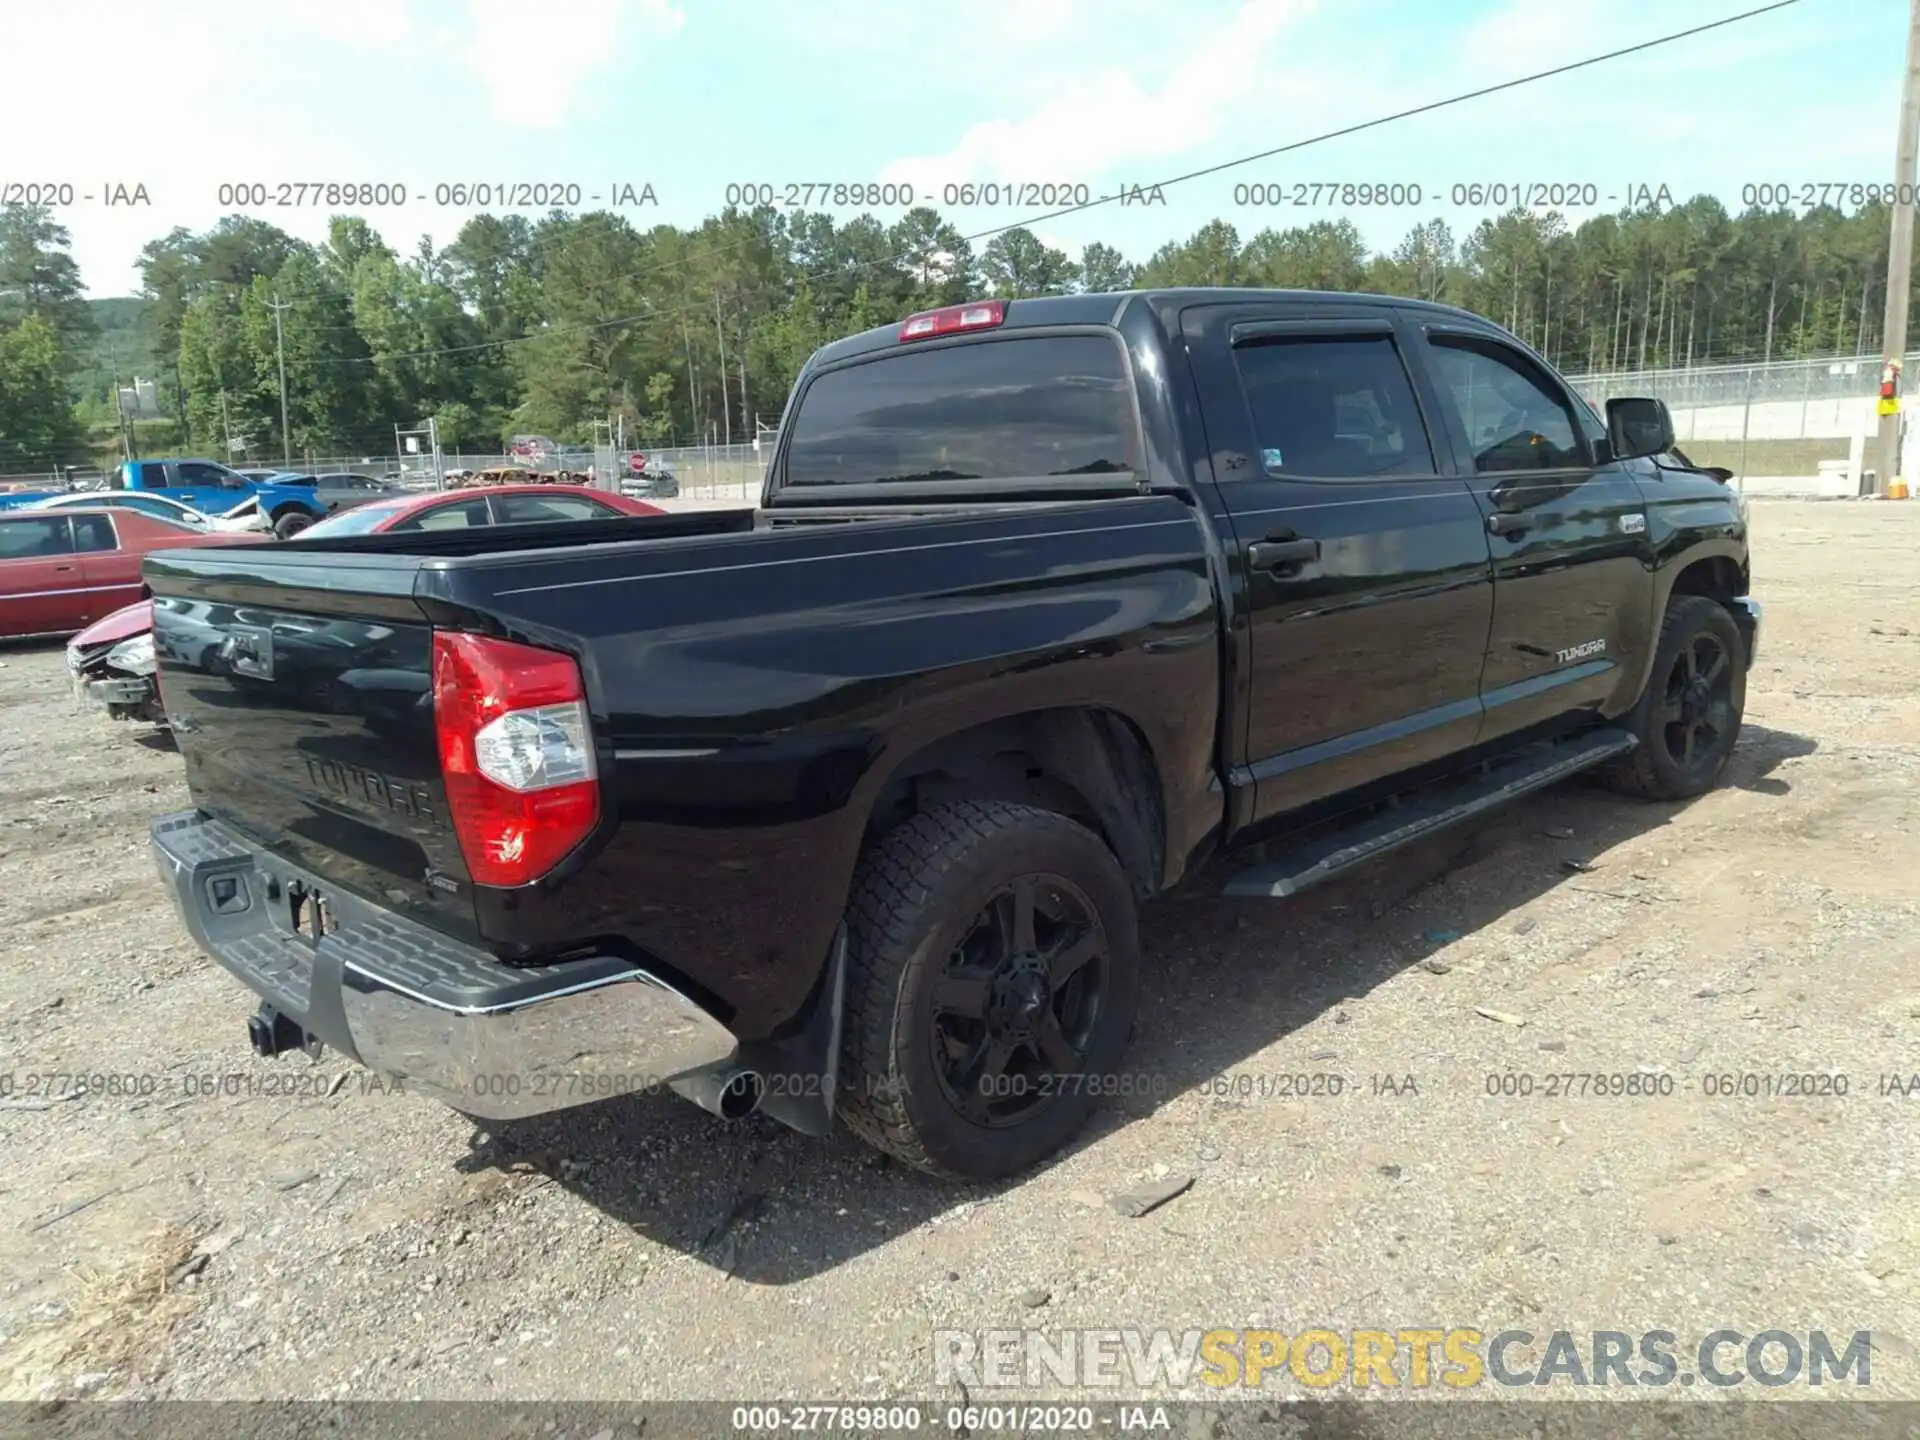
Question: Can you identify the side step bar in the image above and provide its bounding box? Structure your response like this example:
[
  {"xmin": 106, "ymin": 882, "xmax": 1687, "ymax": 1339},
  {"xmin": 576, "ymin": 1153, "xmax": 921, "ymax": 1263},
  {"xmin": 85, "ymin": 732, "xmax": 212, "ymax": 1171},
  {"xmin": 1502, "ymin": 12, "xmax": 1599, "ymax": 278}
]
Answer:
[{"xmin": 1223, "ymin": 728, "xmax": 1637, "ymax": 899}]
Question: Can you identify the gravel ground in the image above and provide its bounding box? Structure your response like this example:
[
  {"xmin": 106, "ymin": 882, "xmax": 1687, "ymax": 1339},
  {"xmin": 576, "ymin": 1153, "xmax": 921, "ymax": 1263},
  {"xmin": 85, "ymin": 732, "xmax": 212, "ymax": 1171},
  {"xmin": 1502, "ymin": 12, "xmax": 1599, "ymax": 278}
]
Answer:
[{"xmin": 1, "ymin": 499, "xmax": 1916, "ymax": 1409}]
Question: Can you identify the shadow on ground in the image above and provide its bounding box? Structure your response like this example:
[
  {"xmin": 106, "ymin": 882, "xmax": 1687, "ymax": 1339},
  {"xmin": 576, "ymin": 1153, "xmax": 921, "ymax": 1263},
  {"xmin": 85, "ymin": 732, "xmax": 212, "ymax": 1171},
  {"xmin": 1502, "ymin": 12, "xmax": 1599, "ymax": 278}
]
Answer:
[{"xmin": 460, "ymin": 723, "xmax": 1817, "ymax": 1284}]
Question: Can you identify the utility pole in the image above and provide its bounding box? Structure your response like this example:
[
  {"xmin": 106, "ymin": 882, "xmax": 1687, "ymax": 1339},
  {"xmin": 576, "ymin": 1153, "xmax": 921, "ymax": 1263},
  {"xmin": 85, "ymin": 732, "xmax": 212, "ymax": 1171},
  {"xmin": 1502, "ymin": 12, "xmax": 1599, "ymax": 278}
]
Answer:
[
  {"xmin": 219, "ymin": 390, "xmax": 234, "ymax": 459},
  {"xmin": 268, "ymin": 292, "xmax": 294, "ymax": 467},
  {"xmin": 681, "ymin": 320, "xmax": 699, "ymax": 447},
  {"xmin": 115, "ymin": 376, "xmax": 134, "ymax": 462},
  {"xmin": 1875, "ymin": 0, "xmax": 1920, "ymax": 494},
  {"xmin": 710, "ymin": 289, "xmax": 729, "ymax": 449}
]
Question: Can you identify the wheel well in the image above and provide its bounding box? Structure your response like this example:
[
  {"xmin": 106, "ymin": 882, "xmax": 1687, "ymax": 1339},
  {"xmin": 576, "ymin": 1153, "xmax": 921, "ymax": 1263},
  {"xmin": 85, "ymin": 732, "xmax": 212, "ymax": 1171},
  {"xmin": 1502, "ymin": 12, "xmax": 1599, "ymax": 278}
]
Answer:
[
  {"xmin": 1669, "ymin": 555, "xmax": 1746, "ymax": 604},
  {"xmin": 865, "ymin": 709, "xmax": 1166, "ymax": 899}
]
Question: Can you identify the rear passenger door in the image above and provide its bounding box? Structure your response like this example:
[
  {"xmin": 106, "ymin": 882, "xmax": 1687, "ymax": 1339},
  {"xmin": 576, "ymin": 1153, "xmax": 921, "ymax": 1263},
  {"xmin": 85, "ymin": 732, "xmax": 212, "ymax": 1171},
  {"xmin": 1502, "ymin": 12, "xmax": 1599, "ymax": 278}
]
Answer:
[
  {"xmin": 1181, "ymin": 302, "xmax": 1495, "ymax": 824},
  {"xmin": 72, "ymin": 513, "xmax": 141, "ymax": 619},
  {"xmin": 169, "ymin": 462, "xmax": 239, "ymax": 512},
  {"xmin": 1407, "ymin": 320, "xmax": 1656, "ymax": 741},
  {"xmin": 0, "ymin": 516, "xmax": 85, "ymax": 635}
]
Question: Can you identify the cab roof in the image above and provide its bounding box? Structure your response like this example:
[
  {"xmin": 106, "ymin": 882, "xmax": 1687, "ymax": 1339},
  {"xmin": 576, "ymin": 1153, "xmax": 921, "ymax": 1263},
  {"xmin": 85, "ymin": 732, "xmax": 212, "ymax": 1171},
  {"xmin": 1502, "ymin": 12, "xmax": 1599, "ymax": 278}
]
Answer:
[{"xmin": 809, "ymin": 288, "xmax": 1491, "ymax": 367}]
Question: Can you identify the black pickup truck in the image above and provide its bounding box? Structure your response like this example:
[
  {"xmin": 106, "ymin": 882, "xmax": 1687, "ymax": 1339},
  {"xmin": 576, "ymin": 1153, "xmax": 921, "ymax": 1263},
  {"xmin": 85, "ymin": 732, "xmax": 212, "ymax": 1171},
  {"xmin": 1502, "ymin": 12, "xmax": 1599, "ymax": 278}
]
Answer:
[{"xmin": 146, "ymin": 288, "xmax": 1757, "ymax": 1179}]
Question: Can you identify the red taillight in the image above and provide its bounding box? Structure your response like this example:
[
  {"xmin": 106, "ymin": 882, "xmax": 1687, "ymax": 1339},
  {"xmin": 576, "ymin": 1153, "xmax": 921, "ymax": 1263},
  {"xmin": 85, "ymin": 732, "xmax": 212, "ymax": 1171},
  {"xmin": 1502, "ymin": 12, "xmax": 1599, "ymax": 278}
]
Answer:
[
  {"xmin": 431, "ymin": 632, "xmax": 600, "ymax": 888},
  {"xmin": 899, "ymin": 299, "xmax": 1006, "ymax": 342}
]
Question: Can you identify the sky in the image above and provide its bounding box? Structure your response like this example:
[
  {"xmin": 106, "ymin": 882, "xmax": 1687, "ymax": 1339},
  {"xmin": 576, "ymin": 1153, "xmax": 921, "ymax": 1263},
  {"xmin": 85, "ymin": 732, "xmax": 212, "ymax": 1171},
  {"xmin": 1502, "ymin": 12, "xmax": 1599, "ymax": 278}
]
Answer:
[{"xmin": 0, "ymin": 0, "xmax": 1907, "ymax": 299}]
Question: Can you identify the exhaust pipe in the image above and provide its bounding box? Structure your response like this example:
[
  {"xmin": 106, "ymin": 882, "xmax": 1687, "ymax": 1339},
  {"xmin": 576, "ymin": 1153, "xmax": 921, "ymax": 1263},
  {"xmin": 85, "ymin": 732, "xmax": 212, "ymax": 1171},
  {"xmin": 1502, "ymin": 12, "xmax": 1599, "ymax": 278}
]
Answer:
[{"xmin": 669, "ymin": 1065, "xmax": 764, "ymax": 1121}]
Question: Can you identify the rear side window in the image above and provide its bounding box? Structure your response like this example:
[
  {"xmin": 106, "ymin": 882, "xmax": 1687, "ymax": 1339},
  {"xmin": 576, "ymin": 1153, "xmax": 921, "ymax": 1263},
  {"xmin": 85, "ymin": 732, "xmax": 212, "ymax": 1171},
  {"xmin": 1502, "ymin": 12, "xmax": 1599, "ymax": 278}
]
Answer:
[
  {"xmin": 396, "ymin": 498, "xmax": 492, "ymax": 531},
  {"xmin": 783, "ymin": 334, "xmax": 1136, "ymax": 487},
  {"xmin": 0, "ymin": 517, "xmax": 75, "ymax": 557},
  {"xmin": 1232, "ymin": 335, "xmax": 1435, "ymax": 478},
  {"xmin": 72, "ymin": 515, "xmax": 117, "ymax": 552},
  {"xmin": 490, "ymin": 493, "xmax": 611, "ymax": 524},
  {"xmin": 139, "ymin": 462, "xmax": 171, "ymax": 487}
]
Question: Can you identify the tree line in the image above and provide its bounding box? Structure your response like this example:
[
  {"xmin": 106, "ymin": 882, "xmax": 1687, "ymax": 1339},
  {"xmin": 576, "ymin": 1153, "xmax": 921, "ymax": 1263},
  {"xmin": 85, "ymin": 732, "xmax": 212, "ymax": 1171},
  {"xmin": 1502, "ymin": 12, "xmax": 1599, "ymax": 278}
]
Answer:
[{"xmin": 0, "ymin": 194, "xmax": 1913, "ymax": 472}]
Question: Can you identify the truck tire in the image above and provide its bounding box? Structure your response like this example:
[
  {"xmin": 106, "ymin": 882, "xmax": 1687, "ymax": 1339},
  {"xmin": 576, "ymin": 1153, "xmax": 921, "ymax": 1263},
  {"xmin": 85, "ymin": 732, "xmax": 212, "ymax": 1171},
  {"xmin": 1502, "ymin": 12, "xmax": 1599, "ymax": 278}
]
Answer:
[
  {"xmin": 837, "ymin": 801, "xmax": 1140, "ymax": 1179},
  {"xmin": 273, "ymin": 509, "xmax": 314, "ymax": 539},
  {"xmin": 1599, "ymin": 594, "xmax": 1747, "ymax": 800}
]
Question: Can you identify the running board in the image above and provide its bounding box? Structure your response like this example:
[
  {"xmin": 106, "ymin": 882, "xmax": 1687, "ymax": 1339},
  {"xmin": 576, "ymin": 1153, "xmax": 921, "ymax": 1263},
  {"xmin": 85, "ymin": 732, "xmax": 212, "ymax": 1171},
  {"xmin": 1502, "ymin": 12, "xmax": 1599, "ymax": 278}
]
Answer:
[{"xmin": 1223, "ymin": 728, "xmax": 1637, "ymax": 899}]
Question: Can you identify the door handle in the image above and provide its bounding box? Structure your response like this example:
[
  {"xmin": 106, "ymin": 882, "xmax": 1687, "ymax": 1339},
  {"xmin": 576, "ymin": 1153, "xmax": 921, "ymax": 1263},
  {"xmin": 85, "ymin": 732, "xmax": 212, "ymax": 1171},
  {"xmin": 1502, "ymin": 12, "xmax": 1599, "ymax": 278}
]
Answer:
[
  {"xmin": 1486, "ymin": 511, "xmax": 1530, "ymax": 536},
  {"xmin": 1248, "ymin": 537, "xmax": 1320, "ymax": 570},
  {"xmin": 53, "ymin": 563, "xmax": 76, "ymax": 572}
]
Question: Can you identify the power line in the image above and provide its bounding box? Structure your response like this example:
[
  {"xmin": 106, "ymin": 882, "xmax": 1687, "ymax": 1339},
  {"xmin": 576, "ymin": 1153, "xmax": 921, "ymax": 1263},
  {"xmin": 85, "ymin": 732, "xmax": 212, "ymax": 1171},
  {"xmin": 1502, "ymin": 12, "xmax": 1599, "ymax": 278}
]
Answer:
[{"xmin": 291, "ymin": 0, "xmax": 1803, "ymax": 369}]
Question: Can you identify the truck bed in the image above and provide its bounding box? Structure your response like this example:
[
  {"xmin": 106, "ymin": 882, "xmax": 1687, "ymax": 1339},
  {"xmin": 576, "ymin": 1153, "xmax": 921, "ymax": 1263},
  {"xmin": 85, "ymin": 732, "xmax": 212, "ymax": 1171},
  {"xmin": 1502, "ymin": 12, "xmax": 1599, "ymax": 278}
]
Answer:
[{"xmin": 144, "ymin": 495, "xmax": 1224, "ymax": 1040}]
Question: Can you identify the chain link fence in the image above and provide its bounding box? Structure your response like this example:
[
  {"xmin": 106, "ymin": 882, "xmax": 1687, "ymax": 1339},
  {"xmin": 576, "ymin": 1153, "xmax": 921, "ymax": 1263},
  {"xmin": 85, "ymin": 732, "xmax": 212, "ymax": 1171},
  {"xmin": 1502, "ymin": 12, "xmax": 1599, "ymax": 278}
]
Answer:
[
  {"xmin": 1566, "ymin": 351, "xmax": 1915, "ymax": 495},
  {"xmin": 6, "ymin": 355, "xmax": 1908, "ymax": 497}
]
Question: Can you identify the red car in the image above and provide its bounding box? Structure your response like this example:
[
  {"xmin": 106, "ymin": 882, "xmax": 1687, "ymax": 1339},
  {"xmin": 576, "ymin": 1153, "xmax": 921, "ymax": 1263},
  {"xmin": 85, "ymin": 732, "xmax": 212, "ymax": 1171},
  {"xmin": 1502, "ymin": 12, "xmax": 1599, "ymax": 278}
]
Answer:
[
  {"xmin": 293, "ymin": 482, "xmax": 663, "ymax": 538},
  {"xmin": 0, "ymin": 507, "xmax": 258, "ymax": 640}
]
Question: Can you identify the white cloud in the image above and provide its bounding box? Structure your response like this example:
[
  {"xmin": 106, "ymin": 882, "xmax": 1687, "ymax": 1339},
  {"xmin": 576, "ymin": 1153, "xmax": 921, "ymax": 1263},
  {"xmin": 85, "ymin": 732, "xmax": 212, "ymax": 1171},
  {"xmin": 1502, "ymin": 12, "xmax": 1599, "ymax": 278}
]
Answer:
[
  {"xmin": 0, "ymin": 0, "xmax": 398, "ymax": 292},
  {"xmin": 990, "ymin": 0, "xmax": 1077, "ymax": 43},
  {"xmin": 465, "ymin": 0, "xmax": 685, "ymax": 129},
  {"xmin": 1454, "ymin": 0, "xmax": 1609, "ymax": 80},
  {"xmin": 881, "ymin": 0, "xmax": 1318, "ymax": 190},
  {"xmin": 0, "ymin": 0, "xmax": 695, "ymax": 290},
  {"xmin": 284, "ymin": 0, "xmax": 417, "ymax": 51}
]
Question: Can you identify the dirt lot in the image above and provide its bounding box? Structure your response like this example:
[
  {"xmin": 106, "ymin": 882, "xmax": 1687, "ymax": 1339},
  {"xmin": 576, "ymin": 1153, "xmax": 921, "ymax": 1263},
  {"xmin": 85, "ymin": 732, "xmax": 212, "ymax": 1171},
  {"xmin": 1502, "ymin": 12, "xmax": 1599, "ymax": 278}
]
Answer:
[{"xmin": 1, "ymin": 499, "xmax": 1917, "ymax": 1408}]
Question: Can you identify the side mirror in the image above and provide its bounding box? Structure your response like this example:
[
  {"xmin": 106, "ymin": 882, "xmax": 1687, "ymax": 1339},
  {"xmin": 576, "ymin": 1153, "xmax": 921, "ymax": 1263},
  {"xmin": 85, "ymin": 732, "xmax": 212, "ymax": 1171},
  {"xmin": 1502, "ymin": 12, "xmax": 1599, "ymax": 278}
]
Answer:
[{"xmin": 1606, "ymin": 397, "xmax": 1675, "ymax": 461}]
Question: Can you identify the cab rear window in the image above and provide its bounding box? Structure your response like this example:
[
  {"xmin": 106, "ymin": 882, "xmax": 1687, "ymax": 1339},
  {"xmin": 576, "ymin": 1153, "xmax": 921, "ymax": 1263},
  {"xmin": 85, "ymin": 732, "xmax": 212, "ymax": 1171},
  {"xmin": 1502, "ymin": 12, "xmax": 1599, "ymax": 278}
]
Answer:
[{"xmin": 782, "ymin": 334, "xmax": 1136, "ymax": 487}]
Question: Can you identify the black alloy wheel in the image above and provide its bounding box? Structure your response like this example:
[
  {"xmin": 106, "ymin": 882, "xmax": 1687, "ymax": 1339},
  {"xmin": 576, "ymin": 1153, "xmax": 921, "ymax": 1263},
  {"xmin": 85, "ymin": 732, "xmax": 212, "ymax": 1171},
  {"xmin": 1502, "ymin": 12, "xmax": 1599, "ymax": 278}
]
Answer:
[
  {"xmin": 1600, "ymin": 594, "xmax": 1746, "ymax": 800},
  {"xmin": 1657, "ymin": 628, "xmax": 1737, "ymax": 773},
  {"xmin": 927, "ymin": 873, "xmax": 1110, "ymax": 1128},
  {"xmin": 837, "ymin": 801, "xmax": 1141, "ymax": 1179}
]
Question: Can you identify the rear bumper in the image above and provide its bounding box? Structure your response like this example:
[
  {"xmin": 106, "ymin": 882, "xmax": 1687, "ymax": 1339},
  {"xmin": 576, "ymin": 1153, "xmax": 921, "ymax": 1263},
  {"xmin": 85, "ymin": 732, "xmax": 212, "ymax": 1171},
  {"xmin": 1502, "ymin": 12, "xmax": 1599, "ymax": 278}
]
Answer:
[
  {"xmin": 1730, "ymin": 596, "xmax": 1762, "ymax": 669},
  {"xmin": 150, "ymin": 810, "xmax": 739, "ymax": 1120}
]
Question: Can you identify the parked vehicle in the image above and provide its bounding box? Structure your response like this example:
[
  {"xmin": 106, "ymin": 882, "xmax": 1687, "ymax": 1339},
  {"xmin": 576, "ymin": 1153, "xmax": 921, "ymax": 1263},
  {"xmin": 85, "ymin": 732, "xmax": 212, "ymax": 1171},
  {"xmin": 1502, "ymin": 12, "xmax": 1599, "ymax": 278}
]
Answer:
[
  {"xmin": 0, "ymin": 485, "xmax": 66, "ymax": 510},
  {"xmin": 290, "ymin": 482, "xmax": 663, "ymax": 537},
  {"xmin": 507, "ymin": 435, "xmax": 559, "ymax": 463},
  {"xmin": 67, "ymin": 598, "xmax": 162, "ymax": 723},
  {"xmin": 621, "ymin": 451, "xmax": 680, "ymax": 499},
  {"xmin": 271, "ymin": 472, "xmax": 414, "ymax": 512},
  {"xmin": 146, "ymin": 290, "xmax": 1757, "ymax": 1180},
  {"xmin": 314, "ymin": 472, "xmax": 413, "ymax": 507},
  {"xmin": 103, "ymin": 459, "xmax": 337, "ymax": 539},
  {"xmin": 1, "ymin": 507, "xmax": 257, "ymax": 639},
  {"xmin": 25, "ymin": 490, "xmax": 265, "ymax": 533}
]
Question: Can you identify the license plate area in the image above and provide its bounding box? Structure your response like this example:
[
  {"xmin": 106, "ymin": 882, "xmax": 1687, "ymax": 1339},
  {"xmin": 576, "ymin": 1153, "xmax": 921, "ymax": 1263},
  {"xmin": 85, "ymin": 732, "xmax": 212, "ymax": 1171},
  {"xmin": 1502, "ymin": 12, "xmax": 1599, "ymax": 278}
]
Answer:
[{"xmin": 285, "ymin": 879, "xmax": 336, "ymax": 946}]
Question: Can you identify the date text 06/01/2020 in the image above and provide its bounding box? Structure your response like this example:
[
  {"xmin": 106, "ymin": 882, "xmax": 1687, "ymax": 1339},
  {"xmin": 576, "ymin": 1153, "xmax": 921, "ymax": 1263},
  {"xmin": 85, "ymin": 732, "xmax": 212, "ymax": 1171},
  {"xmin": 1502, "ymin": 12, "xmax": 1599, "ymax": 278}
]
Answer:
[
  {"xmin": 209, "ymin": 182, "xmax": 658, "ymax": 209},
  {"xmin": 1227, "ymin": 181, "xmax": 1678, "ymax": 209}
]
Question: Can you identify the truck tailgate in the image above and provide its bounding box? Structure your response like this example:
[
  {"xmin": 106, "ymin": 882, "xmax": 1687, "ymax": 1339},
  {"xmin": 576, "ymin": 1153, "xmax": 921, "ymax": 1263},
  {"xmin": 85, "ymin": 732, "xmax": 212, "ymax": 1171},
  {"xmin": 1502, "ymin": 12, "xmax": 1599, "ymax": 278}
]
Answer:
[
  {"xmin": 145, "ymin": 511, "xmax": 753, "ymax": 948},
  {"xmin": 147, "ymin": 549, "xmax": 477, "ymax": 937}
]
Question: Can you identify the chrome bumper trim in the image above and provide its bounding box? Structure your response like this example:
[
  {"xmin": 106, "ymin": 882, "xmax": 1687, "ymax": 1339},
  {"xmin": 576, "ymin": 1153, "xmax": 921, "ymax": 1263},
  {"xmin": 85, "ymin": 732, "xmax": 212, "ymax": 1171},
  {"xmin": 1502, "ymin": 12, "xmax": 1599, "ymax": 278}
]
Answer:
[{"xmin": 150, "ymin": 810, "xmax": 738, "ymax": 1120}]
